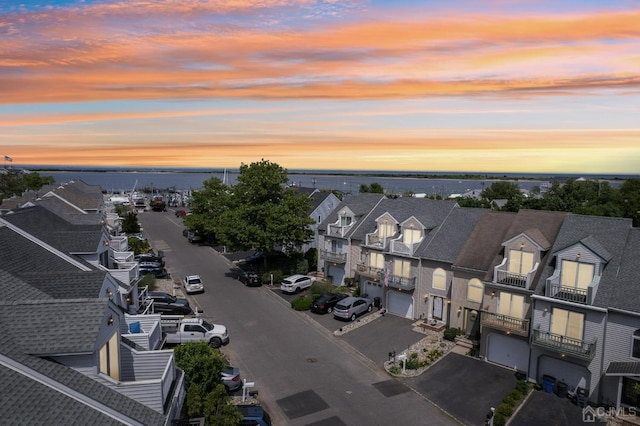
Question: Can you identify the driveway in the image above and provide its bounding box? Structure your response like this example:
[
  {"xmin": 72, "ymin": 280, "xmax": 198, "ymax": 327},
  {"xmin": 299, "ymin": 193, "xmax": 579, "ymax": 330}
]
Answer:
[
  {"xmin": 511, "ymin": 389, "xmax": 604, "ymax": 426},
  {"xmin": 402, "ymin": 353, "xmax": 518, "ymax": 426}
]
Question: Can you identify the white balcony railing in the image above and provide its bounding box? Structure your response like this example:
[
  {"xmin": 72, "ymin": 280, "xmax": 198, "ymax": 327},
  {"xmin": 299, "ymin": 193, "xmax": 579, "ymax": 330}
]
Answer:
[
  {"xmin": 493, "ymin": 258, "xmax": 539, "ymax": 290},
  {"xmin": 390, "ymin": 234, "xmax": 423, "ymax": 256},
  {"xmin": 320, "ymin": 249, "xmax": 347, "ymax": 263},
  {"xmin": 545, "ymin": 269, "xmax": 600, "ymax": 305},
  {"xmin": 481, "ymin": 311, "xmax": 530, "ymax": 337}
]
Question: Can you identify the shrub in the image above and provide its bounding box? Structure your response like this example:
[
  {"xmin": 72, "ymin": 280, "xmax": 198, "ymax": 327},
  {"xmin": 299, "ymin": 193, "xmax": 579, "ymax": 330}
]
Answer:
[
  {"xmin": 496, "ymin": 402, "xmax": 513, "ymax": 418},
  {"xmin": 261, "ymin": 270, "xmax": 284, "ymax": 285},
  {"xmin": 138, "ymin": 274, "xmax": 156, "ymax": 291},
  {"xmin": 443, "ymin": 327, "xmax": 461, "ymax": 341},
  {"xmin": 291, "ymin": 296, "xmax": 312, "ymax": 311},
  {"xmin": 352, "ymin": 286, "xmax": 361, "ymax": 297},
  {"xmin": 493, "ymin": 412, "xmax": 506, "ymax": 426},
  {"xmin": 501, "ymin": 395, "xmax": 516, "ymax": 407},
  {"xmin": 509, "ymin": 389, "xmax": 523, "ymax": 401},
  {"xmin": 516, "ymin": 380, "xmax": 530, "ymax": 394},
  {"xmin": 388, "ymin": 364, "xmax": 401, "ymax": 375},
  {"xmin": 310, "ymin": 281, "xmax": 335, "ymax": 300}
]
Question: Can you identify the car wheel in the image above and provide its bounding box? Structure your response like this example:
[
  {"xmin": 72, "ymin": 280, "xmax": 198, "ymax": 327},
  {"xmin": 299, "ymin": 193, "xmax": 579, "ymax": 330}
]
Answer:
[
  {"xmin": 209, "ymin": 337, "xmax": 222, "ymax": 348},
  {"xmin": 350, "ymin": 313, "xmax": 356, "ymax": 321},
  {"xmin": 327, "ymin": 307, "xmax": 333, "ymax": 314},
  {"xmin": 367, "ymin": 304, "xmax": 372, "ymax": 312},
  {"xmin": 295, "ymin": 287, "xmax": 301, "ymax": 293}
]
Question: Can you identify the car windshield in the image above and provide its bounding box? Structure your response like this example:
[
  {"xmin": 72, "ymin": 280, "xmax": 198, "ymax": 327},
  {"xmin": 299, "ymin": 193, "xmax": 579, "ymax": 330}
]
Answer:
[
  {"xmin": 189, "ymin": 278, "xmax": 202, "ymax": 284},
  {"xmin": 201, "ymin": 321, "xmax": 214, "ymax": 331},
  {"xmin": 160, "ymin": 294, "xmax": 176, "ymax": 302}
]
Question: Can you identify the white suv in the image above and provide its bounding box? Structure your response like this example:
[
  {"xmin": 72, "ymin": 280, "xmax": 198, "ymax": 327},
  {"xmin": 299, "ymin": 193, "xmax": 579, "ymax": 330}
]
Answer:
[
  {"xmin": 280, "ymin": 274, "xmax": 314, "ymax": 294},
  {"xmin": 183, "ymin": 275, "xmax": 204, "ymax": 295}
]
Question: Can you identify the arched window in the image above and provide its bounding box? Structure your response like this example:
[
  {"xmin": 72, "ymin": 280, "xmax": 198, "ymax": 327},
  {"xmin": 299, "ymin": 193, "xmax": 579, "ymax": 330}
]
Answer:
[
  {"xmin": 433, "ymin": 268, "xmax": 446, "ymax": 290},
  {"xmin": 467, "ymin": 279, "xmax": 483, "ymax": 303}
]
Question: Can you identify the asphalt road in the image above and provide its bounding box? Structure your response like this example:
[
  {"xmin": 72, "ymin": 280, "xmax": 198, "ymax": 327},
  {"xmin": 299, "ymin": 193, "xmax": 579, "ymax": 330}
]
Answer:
[{"xmin": 138, "ymin": 210, "xmax": 457, "ymax": 426}]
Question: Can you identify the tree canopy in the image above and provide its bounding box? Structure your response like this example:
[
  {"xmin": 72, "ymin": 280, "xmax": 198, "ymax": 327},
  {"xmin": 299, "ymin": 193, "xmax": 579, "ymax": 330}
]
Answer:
[
  {"xmin": 185, "ymin": 159, "xmax": 315, "ymax": 257},
  {"xmin": 0, "ymin": 169, "xmax": 55, "ymax": 202}
]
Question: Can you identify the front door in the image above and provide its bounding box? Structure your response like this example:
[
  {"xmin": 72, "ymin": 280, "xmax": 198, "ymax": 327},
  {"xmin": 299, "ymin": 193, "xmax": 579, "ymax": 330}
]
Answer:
[
  {"xmin": 432, "ymin": 296, "xmax": 443, "ymax": 320},
  {"xmin": 465, "ymin": 309, "xmax": 479, "ymax": 336}
]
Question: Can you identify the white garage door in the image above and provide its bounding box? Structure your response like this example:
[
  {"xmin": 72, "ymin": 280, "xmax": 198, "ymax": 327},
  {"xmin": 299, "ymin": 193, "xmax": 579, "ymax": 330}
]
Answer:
[
  {"xmin": 363, "ymin": 280, "xmax": 384, "ymax": 302},
  {"xmin": 487, "ymin": 333, "xmax": 530, "ymax": 373},
  {"xmin": 538, "ymin": 355, "xmax": 590, "ymax": 391},
  {"xmin": 387, "ymin": 291, "xmax": 413, "ymax": 319}
]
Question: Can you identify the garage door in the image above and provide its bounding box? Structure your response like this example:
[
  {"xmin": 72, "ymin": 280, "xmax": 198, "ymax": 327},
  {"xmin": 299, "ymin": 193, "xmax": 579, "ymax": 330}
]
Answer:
[
  {"xmin": 487, "ymin": 333, "xmax": 530, "ymax": 373},
  {"xmin": 387, "ymin": 291, "xmax": 413, "ymax": 319},
  {"xmin": 363, "ymin": 280, "xmax": 384, "ymax": 302},
  {"xmin": 538, "ymin": 355, "xmax": 590, "ymax": 391},
  {"xmin": 327, "ymin": 265, "xmax": 345, "ymax": 285}
]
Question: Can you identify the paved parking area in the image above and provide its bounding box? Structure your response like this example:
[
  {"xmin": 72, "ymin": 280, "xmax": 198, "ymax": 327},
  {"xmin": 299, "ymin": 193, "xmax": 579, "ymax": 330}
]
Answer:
[
  {"xmin": 511, "ymin": 389, "xmax": 602, "ymax": 426},
  {"xmin": 402, "ymin": 353, "xmax": 518, "ymax": 426}
]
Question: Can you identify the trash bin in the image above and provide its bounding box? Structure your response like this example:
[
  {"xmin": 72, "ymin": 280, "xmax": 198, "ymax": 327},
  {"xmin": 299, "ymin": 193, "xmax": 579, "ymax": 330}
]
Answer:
[
  {"xmin": 542, "ymin": 375, "xmax": 556, "ymax": 393},
  {"xmin": 556, "ymin": 381, "xmax": 568, "ymax": 398},
  {"xmin": 374, "ymin": 297, "xmax": 381, "ymax": 308}
]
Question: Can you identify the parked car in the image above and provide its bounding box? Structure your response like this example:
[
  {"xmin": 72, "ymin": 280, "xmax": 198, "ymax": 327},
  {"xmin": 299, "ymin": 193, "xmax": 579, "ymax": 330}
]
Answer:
[
  {"xmin": 333, "ymin": 296, "xmax": 373, "ymax": 321},
  {"xmin": 135, "ymin": 251, "xmax": 165, "ymax": 266},
  {"xmin": 311, "ymin": 292, "xmax": 348, "ymax": 314},
  {"xmin": 237, "ymin": 405, "xmax": 272, "ymax": 426},
  {"xmin": 183, "ymin": 274, "xmax": 204, "ymax": 294},
  {"xmin": 145, "ymin": 291, "xmax": 192, "ymax": 315},
  {"xmin": 187, "ymin": 231, "xmax": 203, "ymax": 244},
  {"xmin": 280, "ymin": 274, "xmax": 314, "ymax": 294},
  {"xmin": 138, "ymin": 260, "xmax": 166, "ymax": 277},
  {"xmin": 161, "ymin": 317, "xmax": 228, "ymax": 348},
  {"xmin": 238, "ymin": 270, "xmax": 261, "ymax": 287},
  {"xmin": 221, "ymin": 365, "xmax": 242, "ymax": 392}
]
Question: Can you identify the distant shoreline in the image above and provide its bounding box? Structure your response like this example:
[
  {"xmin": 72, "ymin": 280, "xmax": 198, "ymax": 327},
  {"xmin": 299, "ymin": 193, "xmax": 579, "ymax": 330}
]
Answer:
[{"xmin": 22, "ymin": 166, "xmax": 635, "ymax": 182}]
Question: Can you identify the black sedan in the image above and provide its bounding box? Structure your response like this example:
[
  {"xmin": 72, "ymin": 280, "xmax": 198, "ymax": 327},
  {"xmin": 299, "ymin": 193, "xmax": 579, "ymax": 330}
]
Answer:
[
  {"xmin": 238, "ymin": 270, "xmax": 261, "ymax": 287},
  {"xmin": 311, "ymin": 292, "xmax": 348, "ymax": 314}
]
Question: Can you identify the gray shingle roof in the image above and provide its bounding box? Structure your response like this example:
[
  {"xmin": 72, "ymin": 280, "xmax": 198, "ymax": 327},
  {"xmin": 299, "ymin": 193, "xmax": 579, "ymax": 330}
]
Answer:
[
  {"xmin": 417, "ymin": 207, "xmax": 488, "ymax": 263},
  {"xmin": 453, "ymin": 211, "xmax": 516, "ymax": 273},
  {"xmin": 601, "ymin": 227, "xmax": 640, "ymax": 311},
  {"xmin": 0, "ymin": 227, "xmax": 84, "ymax": 274},
  {"xmin": 47, "ymin": 179, "xmax": 104, "ymax": 211},
  {"xmin": 16, "ymin": 270, "xmax": 109, "ymax": 300},
  {"xmin": 0, "ymin": 330, "xmax": 166, "ymax": 425},
  {"xmin": 0, "ymin": 299, "xmax": 108, "ymax": 356},
  {"xmin": 350, "ymin": 198, "xmax": 458, "ymax": 241},
  {"xmin": 1, "ymin": 205, "xmax": 103, "ymax": 253},
  {"xmin": 34, "ymin": 196, "xmax": 105, "ymax": 225},
  {"xmin": 318, "ymin": 193, "xmax": 386, "ymax": 235},
  {"xmin": 534, "ymin": 214, "xmax": 632, "ymax": 308},
  {"xmin": 0, "ymin": 269, "xmax": 52, "ymax": 302}
]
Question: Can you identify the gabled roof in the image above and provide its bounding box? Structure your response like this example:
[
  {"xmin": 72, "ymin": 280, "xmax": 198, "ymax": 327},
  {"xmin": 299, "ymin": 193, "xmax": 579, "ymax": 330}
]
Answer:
[
  {"xmin": 0, "ymin": 226, "xmax": 89, "ymax": 274},
  {"xmin": 45, "ymin": 179, "xmax": 104, "ymax": 211},
  {"xmin": 308, "ymin": 191, "xmax": 338, "ymax": 212},
  {"xmin": 16, "ymin": 270, "xmax": 109, "ymax": 300},
  {"xmin": 318, "ymin": 193, "xmax": 386, "ymax": 235},
  {"xmin": 417, "ymin": 207, "xmax": 488, "ymax": 263},
  {"xmin": 1, "ymin": 205, "xmax": 103, "ymax": 253},
  {"xmin": 534, "ymin": 214, "xmax": 633, "ymax": 308},
  {"xmin": 0, "ymin": 299, "xmax": 109, "ymax": 356},
  {"xmin": 0, "ymin": 269, "xmax": 51, "ymax": 302},
  {"xmin": 503, "ymin": 210, "xmax": 567, "ymax": 251},
  {"xmin": 33, "ymin": 196, "xmax": 104, "ymax": 226},
  {"xmin": 453, "ymin": 211, "xmax": 516, "ymax": 274},
  {"xmin": 350, "ymin": 198, "xmax": 458, "ymax": 241},
  {"xmin": 0, "ymin": 328, "xmax": 166, "ymax": 425}
]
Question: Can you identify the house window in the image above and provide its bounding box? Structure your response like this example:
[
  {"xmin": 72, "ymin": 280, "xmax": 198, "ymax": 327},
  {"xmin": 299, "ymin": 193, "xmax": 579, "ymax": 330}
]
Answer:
[
  {"xmin": 379, "ymin": 221, "xmax": 395, "ymax": 239},
  {"xmin": 508, "ymin": 249, "xmax": 534, "ymax": 275},
  {"xmin": 433, "ymin": 268, "xmax": 446, "ymax": 290},
  {"xmin": 561, "ymin": 260, "xmax": 595, "ymax": 291},
  {"xmin": 632, "ymin": 329, "xmax": 640, "ymax": 360},
  {"xmin": 403, "ymin": 227, "xmax": 421, "ymax": 245},
  {"xmin": 467, "ymin": 279, "xmax": 483, "ymax": 303},
  {"xmin": 498, "ymin": 292, "xmax": 525, "ymax": 319},
  {"xmin": 369, "ymin": 252, "xmax": 384, "ymax": 270},
  {"xmin": 99, "ymin": 332, "xmax": 120, "ymax": 380},
  {"xmin": 340, "ymin": 215, "xmax": 352, "ymax": 226},
  {"xmin": 394, "ymin": 259, "xmax": 411, "ymax": 278},
  {"xmin": 551, "ymin": 308, "xmax": 584, "ymax": 340},
  {"xmin": 331, "ymin": 240, "xmax": 343, "ymax": 253}
]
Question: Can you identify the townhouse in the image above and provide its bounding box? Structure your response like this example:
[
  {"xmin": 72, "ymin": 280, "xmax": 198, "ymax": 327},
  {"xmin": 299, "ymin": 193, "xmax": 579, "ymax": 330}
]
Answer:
[
  {"xmin": 529, "ymin": 215, "xmax": 637, "ymax": 406},
  {"xmin": 0, "ymin": 180, "xmax": 184, "ymax": 424}
]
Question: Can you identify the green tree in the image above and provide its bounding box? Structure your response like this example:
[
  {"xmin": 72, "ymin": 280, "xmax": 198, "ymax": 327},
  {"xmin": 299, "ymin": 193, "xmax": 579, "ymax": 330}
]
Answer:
[
  {"xmin": 121, "ymin": 212, "xmax": 141, "ymax": 234},
  {"xmin": 618, "ymin": 178, "xmax": 640, "ymax": 226},
  {"xmin": 213, "ymin": 160, "xmax": 315, "ymax": 260},
  {"xmin": 184, "ymin": 177, "xmax": 231, "ymax": 243},
  {"xmin": 359, "ymin": 182, "xmax": 384, "ymax": 193},
  {"xmin": 174, "ymin": 342, "xmax": 226, "ymax": 400},
  {"xmin": 185, "ymin": 382, "xmax": 203, "ymax": 418},
  {"xmin": 0, "ymin": 170, "xmax": 55, "ymax": 202},
  {"xmin": 203, "ymin": 385, "xmax": 243, "ymax": 426}
]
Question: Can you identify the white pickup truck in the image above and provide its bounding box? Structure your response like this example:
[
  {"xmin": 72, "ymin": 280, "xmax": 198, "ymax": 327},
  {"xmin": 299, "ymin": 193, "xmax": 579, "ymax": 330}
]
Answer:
[{"xmin": 161, "ymin": 316, "xmax": 229, "ymax": 348}]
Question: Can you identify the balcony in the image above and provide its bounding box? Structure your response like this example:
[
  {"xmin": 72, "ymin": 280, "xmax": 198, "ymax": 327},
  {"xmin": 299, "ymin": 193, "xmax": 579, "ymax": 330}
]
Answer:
[
  {"xmin": 494, "ymin": 258, "xmax": 539, "ymax": 289},
  {"xmin": 101, "ymin": 260, "xmax": 139, "ymax": 286},
  {"xmin": 545, "ymin": 270, "xmax": 600, "ymax": 305},
  {"xmin": 93, "ymin": 347, "xmax": 181, "ymax": 413},
  {"xmin": 531, "ymin": 329, "xmax": 597, "ymax": 360},
  {"xmin": 481, "ymin": 311, "xmax": 530, "ymax": 337},
  {"xmin": 109, "ymin": 235, "xmax": 129, "ymax": 252},
  {"xmin": 365, "ymin": 233, "xmax": 385, "ymax": 248},
  {"xmin": 327, "ymin": 222, "xmax": 352, "ymax": 238},
  {"xmin": 390, "ymin": 235, "xmax": 423, "ymax": 256},
  {"xmin": 122, "ymin": 314, "xmax": 163, "ymax": 350},
  {"xmin": 379, "ymin": 271, "xmax": 416, "ymax": 291},
  {"xmin": 320, "ymin": 249, "xmax": 347, "ymax": 264},
  {"xmin": 356, "ymin": 263, "xmax": 384, "ymax": 279}
]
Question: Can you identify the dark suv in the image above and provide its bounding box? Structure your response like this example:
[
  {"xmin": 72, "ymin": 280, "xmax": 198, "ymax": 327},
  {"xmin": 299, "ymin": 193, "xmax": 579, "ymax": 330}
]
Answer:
[
  {"xmin": 311, "ymin": 292, "xmax": 348, "ymax": 314},
  {"xmin": 238, "ymin": 270, "xmax": 261, "ymax": 287},
  {"xmin": 144, "ymin": 292, "xmax": 192, "ymax": 315}
]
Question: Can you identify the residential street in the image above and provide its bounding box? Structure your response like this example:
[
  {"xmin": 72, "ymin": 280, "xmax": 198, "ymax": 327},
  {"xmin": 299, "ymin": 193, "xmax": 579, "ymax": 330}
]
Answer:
[{"xmin": 138, "ymin": 210, "xmax": 458, "ymax": 426}]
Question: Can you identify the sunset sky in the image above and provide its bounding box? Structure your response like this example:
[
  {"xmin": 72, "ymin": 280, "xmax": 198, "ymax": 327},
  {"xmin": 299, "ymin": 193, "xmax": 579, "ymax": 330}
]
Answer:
[{"xmin": 1, "ymin": 0, "xmax": 639, "ymax": 174}]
